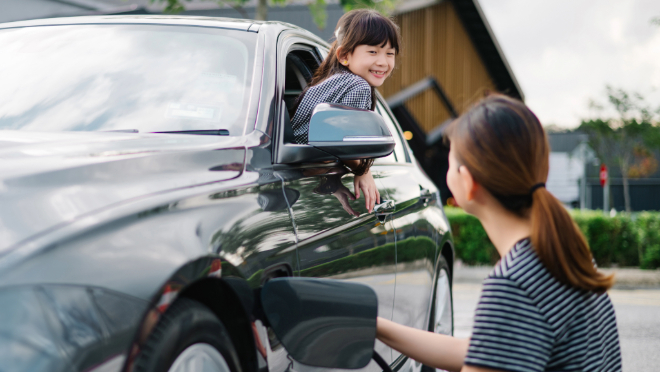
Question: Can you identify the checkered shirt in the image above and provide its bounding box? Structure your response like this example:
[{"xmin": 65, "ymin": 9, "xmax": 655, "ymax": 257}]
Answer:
[{"xmin": 291, "ymin": 71, "xmax": 372, "ymax": 144}]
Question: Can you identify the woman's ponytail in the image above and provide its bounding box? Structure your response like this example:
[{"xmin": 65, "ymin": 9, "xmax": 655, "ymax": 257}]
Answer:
[
  {"xmin": 531, "ymin": 188, "xmax": 614, "ymax": 293},
  {"xmin": 447, "ymin": 94, "xmax": 615, "ymax": 293}
]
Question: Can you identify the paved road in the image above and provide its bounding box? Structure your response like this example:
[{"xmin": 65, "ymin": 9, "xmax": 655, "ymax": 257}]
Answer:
[{"xmin": 453, "ymin": 282, "xmax": 660, "ymax": 371}]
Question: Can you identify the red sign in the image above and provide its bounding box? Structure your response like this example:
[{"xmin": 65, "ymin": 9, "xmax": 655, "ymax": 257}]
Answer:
[{"xmin": 600, "ymin": 164, "xmax": 608, "ymax": 187}]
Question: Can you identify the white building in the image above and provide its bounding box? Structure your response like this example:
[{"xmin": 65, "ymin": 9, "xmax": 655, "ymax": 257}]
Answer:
[{"xmin": 547, "ymin": 132, "xmax": 590, "ymax": 207}]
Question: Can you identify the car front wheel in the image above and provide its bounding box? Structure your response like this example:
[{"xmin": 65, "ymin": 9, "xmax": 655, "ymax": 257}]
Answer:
[
  {"xmin": 421, "ymin": 255, "xmax": 453, "ymax": 372},
  {"xmin": 133, "ymin": 297, "xmax": 241, "ymax": 372},
  {"xmin": 433, "ymin": 260, "xmax": 453, "ymax": 337}
]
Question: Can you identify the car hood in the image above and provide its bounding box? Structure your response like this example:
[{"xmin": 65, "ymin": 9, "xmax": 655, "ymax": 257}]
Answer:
[{"xmin": 0, "ymin": 131, "xmax": 246, "ymax": 254}]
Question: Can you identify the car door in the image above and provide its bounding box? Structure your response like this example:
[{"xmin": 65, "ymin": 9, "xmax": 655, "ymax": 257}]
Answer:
[
  {"xmin": 373, "ymin": 99, "xmax": 440, "ymax": 365},
  {"xmin": 272, "ymin": 35, "xmax": 398, "ymax": 368}
]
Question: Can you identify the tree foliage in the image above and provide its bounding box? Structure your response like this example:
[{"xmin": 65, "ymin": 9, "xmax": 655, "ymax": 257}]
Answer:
[
  {"xmin": 150, "ymin": 0, "xmax": 395, "ymax": 30},
  {"xmin": 579, "ymin": 86, "xmax": 660, "ymax": 212}
]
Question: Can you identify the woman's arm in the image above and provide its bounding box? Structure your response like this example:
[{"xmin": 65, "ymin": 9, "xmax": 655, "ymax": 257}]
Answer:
[
  {"xmin": 377, "ymin": 317, "xmax": 469, "ymax": 372},
  {"xmin": 461, "ymin": 366, "xmax": 505, "ymax": 372}
]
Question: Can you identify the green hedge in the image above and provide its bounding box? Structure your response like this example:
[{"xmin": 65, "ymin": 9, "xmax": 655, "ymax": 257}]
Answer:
[
  {"xmin": 636, "ymin": 213, "xmax": 660, "ymax": 269},
  {"xmin": 445, "ymin": 207, "xmax": 660, "ymax": 269},
  {"xmin": 444, "ymin": 207, "xmax": 498, "ymax": 265},
  {"xmin": 571, "ymin": 210, "xmax": 639, "ymax": 267}
]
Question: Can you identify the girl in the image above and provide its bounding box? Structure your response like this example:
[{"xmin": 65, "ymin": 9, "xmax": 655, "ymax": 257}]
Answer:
[
  {"xmin": 291, "ymin": 9, "xmax": 401, "ymax": 213},
  {"xmin": 376, "ymin": 95, "xmax": 622, "ymax": 372}
]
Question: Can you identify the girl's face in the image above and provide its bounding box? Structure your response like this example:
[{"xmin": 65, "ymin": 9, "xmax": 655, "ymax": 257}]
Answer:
[{"xmin": 342, "ymin": 42, "xmax": 395, "ymax": 87}]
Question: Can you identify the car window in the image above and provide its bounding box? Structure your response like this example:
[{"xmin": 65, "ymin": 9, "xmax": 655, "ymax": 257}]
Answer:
[
  {"xmin": 316, "ymin": 47, "xmax": 329, "ymax": 59},
  {"xmin": 281, "ymin": 45, "xmax": 410, "ymax": 165},
  {"xmin": 0, "ymin": 25, "xmax": 257, "ymax": 135},
  {"xmin": 375, "ymin": 102, "xmax": 407, "ymax": 164},
  {"xmin": 283, "ymin": 48, "xmax": 319, "ymax": 117}
]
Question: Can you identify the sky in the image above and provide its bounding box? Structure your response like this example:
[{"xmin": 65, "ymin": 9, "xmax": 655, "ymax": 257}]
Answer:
[{"xmin": 478, "ymin": 0, "xmax": 660, "ymax": 129}]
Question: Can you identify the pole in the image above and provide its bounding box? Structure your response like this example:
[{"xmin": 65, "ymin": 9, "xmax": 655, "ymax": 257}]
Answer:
[
  {"xmin": 604, "ymin": 179, "xmax": 610, "ymax": 213},
  {"xmin": 600, "ymin": 163, "xmax": 609, "ymax": 214},
  {"xmin": 580, "ymin": 146, "xmax": 587, "ymax": 210}
]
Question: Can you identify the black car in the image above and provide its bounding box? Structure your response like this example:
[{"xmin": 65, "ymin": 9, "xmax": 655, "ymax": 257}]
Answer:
[{"xmin": 0, "ymin": 15, "xmax": 454, "ymax": 372}]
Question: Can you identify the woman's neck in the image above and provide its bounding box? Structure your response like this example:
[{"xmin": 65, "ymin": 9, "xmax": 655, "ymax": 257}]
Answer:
[{"xmin": 476, "ymin": 206, "xmax": 532, "ymax": 258}]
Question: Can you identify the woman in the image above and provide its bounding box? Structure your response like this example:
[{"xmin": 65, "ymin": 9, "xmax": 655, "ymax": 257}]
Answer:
[{"xmin": 377, "ymin": 95, "xmax": 622, "ymax": 372}]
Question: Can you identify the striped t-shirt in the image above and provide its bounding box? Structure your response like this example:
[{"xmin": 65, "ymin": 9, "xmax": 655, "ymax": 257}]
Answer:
[{"xmin": 464, "ymin": 239, "xmax": 622, "ymax": 372}]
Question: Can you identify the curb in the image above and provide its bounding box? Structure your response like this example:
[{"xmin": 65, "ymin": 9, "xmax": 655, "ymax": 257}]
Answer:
[{"xmin": 453, "ymin": 264, "xmax": 660, "ymax": 288}]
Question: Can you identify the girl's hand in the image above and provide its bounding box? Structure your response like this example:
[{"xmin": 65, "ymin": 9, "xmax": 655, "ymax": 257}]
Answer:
[
  {"xmin": 332, "ymin": 184, "xmax": 359, "ymax": 217},
  {"xmin": 354, "ymin": 170, "xmax": 380, "ymax": 213}
]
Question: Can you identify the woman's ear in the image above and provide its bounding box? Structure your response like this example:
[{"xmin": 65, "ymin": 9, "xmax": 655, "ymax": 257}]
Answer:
[{"xmin": 459, "ymin": 166, "xmax": 478, "ymax": 202}]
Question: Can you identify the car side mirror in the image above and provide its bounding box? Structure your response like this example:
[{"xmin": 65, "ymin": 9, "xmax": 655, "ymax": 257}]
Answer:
[
  {"xmin": 307, "ymin": 103, "xmax": 395, "ymax": 161},
  {"xmin": 260, "ymin": 277, "xmax": 378, "ymax": 369}
]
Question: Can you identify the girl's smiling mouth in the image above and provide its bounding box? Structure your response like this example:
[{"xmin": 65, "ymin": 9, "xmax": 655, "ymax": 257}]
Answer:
[{"xmin": 370, "ymin": 70, "xmax": 387, "ymax": 77}]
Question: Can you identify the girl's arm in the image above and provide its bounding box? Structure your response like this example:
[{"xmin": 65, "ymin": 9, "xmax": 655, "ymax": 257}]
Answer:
[
  {"xmin": 376, "ymin": 317, "xmax": 469, "ymax": 372},
  {"xmin": 343, "ymin": 159, "xmax": 380, "ymax": 212}
]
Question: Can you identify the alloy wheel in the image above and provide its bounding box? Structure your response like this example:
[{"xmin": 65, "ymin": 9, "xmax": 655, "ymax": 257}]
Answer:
[
  {"xmin": 433, "ymin": 268, "xmax": 453, "ymax": 336},
  {"xmin": 168, "ymin": 343, "xmax": 232, "ymax": 372}
]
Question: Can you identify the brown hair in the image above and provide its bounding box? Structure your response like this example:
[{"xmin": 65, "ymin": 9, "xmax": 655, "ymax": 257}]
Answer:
[
  {"xmin": 445, "ymin": 94, "xmax": 614, "ymax": 293},
  {"xmin": 298, "ymin": 9, "xmax": 401, "ymax": 176}
]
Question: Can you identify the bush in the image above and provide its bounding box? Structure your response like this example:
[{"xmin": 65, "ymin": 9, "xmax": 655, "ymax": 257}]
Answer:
[
  {"xmin": 636, "ymin": 212, "xmax": 660, "ymax": 269},
  {"xmin": 445, "ymin": 207, "xmax": 658, "ymax": 269},
  {"xmin": 570, "ymin": 210, "xmax": 639, "ymax": 267},
  {"xmin": 444, "ymin": 207, "xmax": 498, "ymax": 265}
]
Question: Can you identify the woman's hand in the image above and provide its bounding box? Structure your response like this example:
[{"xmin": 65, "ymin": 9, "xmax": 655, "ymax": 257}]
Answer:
[
  {"xmin": 354, "ymin": 170, "xmax": 380, "ymax": 213},
  {"xmin": 376, "ymin": 317, "xmax": 469, "ymax": 372}
]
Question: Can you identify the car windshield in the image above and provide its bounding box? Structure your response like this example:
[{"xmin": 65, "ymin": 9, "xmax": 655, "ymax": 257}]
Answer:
[{"xmin": 0, "ymin": 24, "xmax": 257, "ymax": 136}]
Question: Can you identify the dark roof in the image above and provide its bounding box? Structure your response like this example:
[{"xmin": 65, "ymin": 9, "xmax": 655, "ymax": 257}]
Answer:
[
  {"xmin": 547, "ymin": 132, "xmax": 588, "ymax": 153},
  {"xmin": 448, "ymin": 0, "xmax": 524, "ymax": 100}
]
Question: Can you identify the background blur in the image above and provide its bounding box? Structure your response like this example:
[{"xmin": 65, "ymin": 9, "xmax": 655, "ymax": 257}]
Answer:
[
  {"xmin": 2, "ymin": 1, "xmax": 660, "ymax": 370},
  {"xmin": 5, "ymin": 0, "xmax": 660, "ymax": 208}
]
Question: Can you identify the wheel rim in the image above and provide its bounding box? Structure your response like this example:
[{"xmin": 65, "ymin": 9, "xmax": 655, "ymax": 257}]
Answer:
[
  {"xmin": 434, "ymin": 268, "xmax": 453, "ymax": 336},
  {"xmin": 168, "ymin": 343, "xmax": 231, "ymax": 372}
]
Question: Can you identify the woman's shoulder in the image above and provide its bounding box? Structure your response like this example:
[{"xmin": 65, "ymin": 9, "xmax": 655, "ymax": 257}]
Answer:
[
  {"xmin": 486, "ymin": 238, "xmax": 552, "ymax": 292},
  {"xmin": 491, "ymin": 238, "xmax": 540, "ymax": 277},
  {"xmin": 487, "ymin": 239, "xmax": 597, "ymax": 303}
]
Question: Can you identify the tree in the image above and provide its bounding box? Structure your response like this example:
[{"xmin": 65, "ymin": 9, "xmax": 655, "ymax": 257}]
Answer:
[
  {"xmin": 579, "ymin": 86, "xmax": 660, "ymax": 212},
  {"xmin": 150, "ymin": 0, "xmax": 395, "ymax": 30}
]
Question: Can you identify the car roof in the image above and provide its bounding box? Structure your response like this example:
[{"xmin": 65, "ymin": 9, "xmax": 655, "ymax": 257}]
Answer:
[
  {"xmin": 0, "ymin": 15, "xmax": 327, "ymax": 46},
  {"xmin": 0, "ymin": 14, "xmax": 263, "ymax": 32}
]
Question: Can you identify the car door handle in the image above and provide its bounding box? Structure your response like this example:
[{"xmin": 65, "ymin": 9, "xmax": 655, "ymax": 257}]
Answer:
[
  {"xmin": 420, "ymin": 187, "xmax": 433, "ymax": 201},
  {"xmin": 374, "ymin": 200, "xmax": 395, "ymax": 214}
]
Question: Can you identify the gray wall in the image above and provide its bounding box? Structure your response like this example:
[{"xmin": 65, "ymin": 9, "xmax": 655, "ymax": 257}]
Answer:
[
  {"xmin": 588, "ymin": 179, "xmax": 660, "ymax": 212},
  {"xmin": 0, "ymin": 0, "xmax": 88, "ymax": 23}
]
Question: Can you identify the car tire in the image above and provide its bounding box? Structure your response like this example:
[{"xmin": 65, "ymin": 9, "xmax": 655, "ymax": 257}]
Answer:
[
  {"xmin": 421, "ymin": 254, "xmax": 453, "ymax": 372},
  {"xmin": 133, "ymin": 297, "xmax": 242, "ymax": 372}
]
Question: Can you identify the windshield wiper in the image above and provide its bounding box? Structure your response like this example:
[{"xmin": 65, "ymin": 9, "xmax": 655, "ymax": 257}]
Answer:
[{"xmin": 153, "ymin": 130, "xmax": 229, "ymax": 136}]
